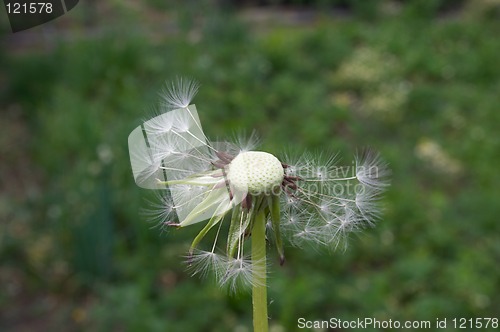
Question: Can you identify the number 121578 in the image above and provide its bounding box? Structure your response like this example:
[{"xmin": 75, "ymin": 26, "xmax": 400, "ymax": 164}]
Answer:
[{"xmin": 6, "ymin": 2, "xmax": 53, "ymax": 14}]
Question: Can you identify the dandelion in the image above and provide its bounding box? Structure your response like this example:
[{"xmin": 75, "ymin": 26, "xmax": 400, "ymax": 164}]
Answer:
[{"xmin": 128, "ymin": 79, "xmax": 390, "ymax": 332}]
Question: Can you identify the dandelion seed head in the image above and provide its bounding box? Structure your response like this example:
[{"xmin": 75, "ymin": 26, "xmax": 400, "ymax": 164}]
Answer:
[
  {"xmin": 161, "ymin": 77, "xmax": 200, "ymax": 110},
  {"xmin": 284, "ymin": 211, "xmax": 298, "ymax": 225},
  {"xmin": 171, "ymin": 110, "xmax": 193, "ymax": 133},
  {"xmin": 355, "ymin": 149, "xmax": 390, "ymax": 190},
  {"xmin": 227, "ymin": 151, "xmax": 284, "ymax": 195},
  {"xmin": 319, "ymin": 199, "xmax": 332, "ymax": 214},
  {"xmin": 143, "ymin": 112, "xmax": 173, "ymax": 136},
  {"xmin": 281, "ymin": 208, "xmax": 311, "ymax": 235},
  {"xmin": 220, "ymin": 256, "xmax": 266, "ymax": 292},
  {"xmin": 234, "ymin": 131, "xmax": 261, "ymax": 153},
  {"xmin": 355, "ymin": 187, "xmax": 383, "ymax": 225},
  {"xmin": 150, "ymin": 137, "xmax": 178, "ymax": 164},
  {"xmin": 141, "ymin": 190, "xmax": 176, "ymax": 227},
  {"xmin": 316, "ymin": 169, "xmax": 327, "ymax": 180},
  {"xmin": 285, "ymin": 166, "xmax": 296, "ymax": 176},
  {"xmin": 129, "ymin": 78, "xmax": 391, "ymax": 293},
  {"xmin": 293, "ymin": 224, "xmax": 326, "ymax": 247},
  {"xmin": 282, "ymin": 195, "xmax": 302, "ymax": 210},
  {"xmin": 186, "ymin": 250, "xmax": 227, "ymax": 281}
]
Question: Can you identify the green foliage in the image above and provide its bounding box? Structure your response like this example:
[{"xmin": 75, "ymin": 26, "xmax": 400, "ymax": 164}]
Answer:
[{"xmin": 1, "ymin": 1, "xmax": 499, "ymax": 330}]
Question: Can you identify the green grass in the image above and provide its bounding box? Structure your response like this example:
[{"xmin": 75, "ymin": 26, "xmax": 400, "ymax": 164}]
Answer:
[{"xmin": 1, "ymin": 1, "xmax": 499, "ymax": 331}]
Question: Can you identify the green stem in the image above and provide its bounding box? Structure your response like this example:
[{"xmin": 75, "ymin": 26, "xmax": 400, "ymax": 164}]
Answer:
[{"xmin": 252, "ymin": 208, "xmax": 268, "ymax": 332}]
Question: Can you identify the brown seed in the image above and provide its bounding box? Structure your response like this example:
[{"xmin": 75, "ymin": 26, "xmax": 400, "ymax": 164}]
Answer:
[
  {"xmin": 211, "ymin": 160, "xmax": 227, "ymax": 169},
  {"xmin": 282, "ymin": 178, "xmax": 297, "ymax": 190},
  {"xmin": 215, "ymin": 151, "xmax": 234, "ymax": 163},
  {"xmin": 285, "ymin": 175, "xmax": 302, "ymax": 181}
]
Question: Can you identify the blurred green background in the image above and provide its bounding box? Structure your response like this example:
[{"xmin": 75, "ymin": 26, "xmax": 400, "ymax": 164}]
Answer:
[{"xmin": 1, "ymin": 1, "xmax": 499, "ymax": 331}]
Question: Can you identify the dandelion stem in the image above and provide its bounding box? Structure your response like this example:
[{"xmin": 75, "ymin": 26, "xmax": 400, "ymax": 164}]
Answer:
[{"xmin": 252, "ymin": 208, "xmax": 268, "ymax": 332}]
